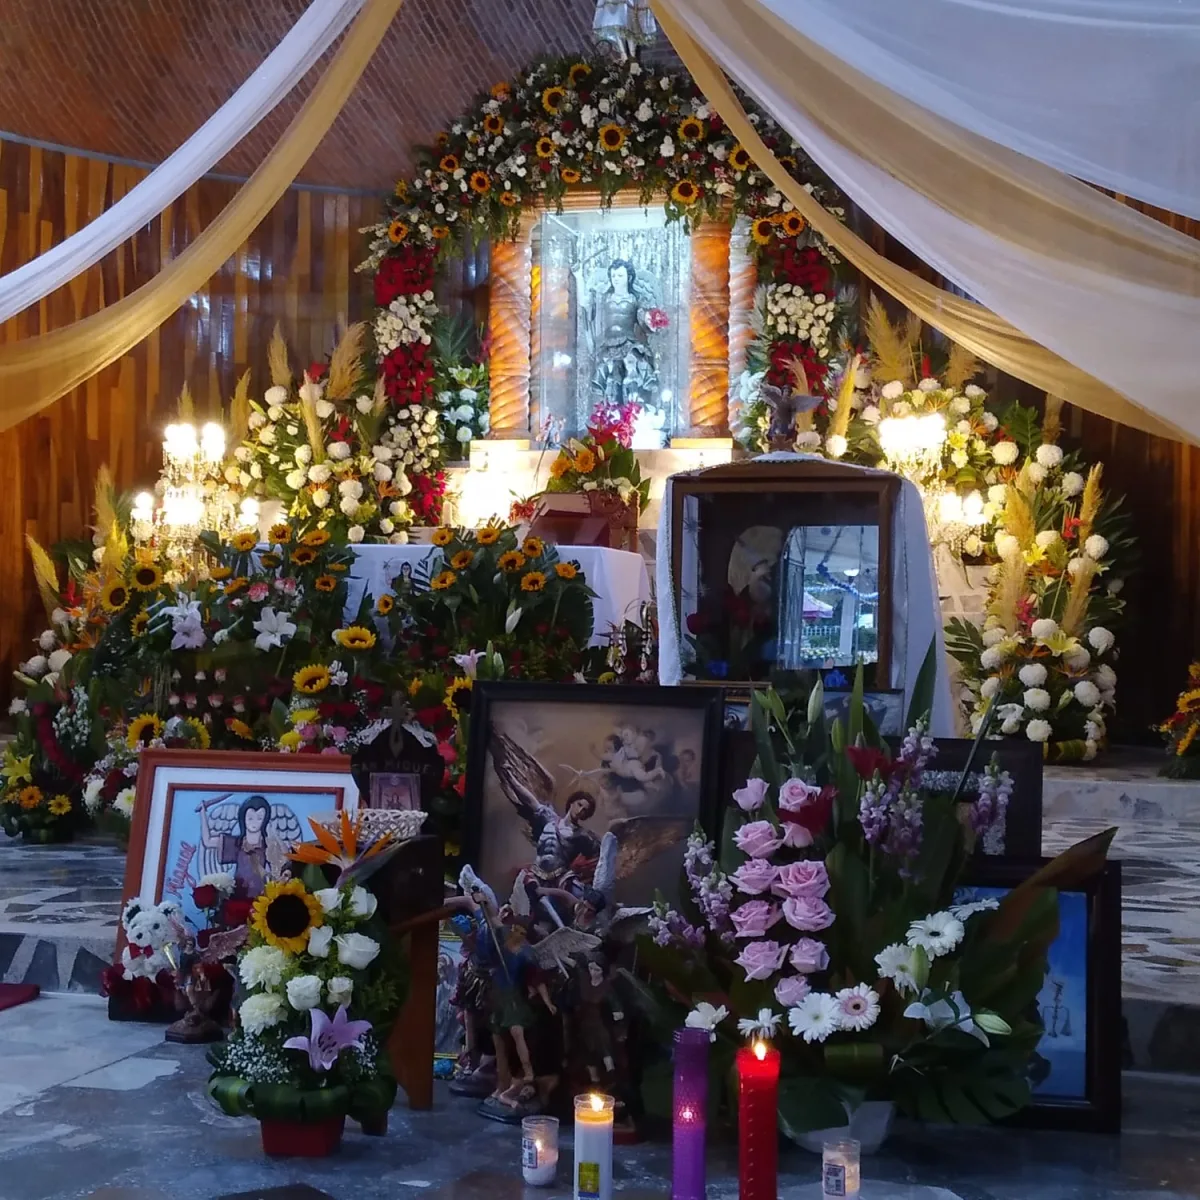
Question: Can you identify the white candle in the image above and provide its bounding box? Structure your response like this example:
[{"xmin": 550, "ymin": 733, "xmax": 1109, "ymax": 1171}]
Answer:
[
  {"xmin": 573, "ymin": 1093, "xmax": 614, "ymax": 1200},
  {"xmin": 522, "ymin": 1115, "xmax": 560, "ymax": 1187},
  {"xmin": 822, "ymin": 1138, "xmax": 861, "ymax": 1199}
]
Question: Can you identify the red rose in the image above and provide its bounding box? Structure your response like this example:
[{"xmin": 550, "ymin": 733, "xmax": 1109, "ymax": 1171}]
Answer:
[
  {"xmin": 686, "ymin": 611, "xmax": 709, "ymax": 635},
  {"xmin": 781, "ymin": 784, "xmax": 837, "ymax": 838},
  {"xmin": 192, "ymin": 884, "xmax": 219, "ymax": 909},
  {"xmin": 222, "ymin": 898, "xmax": 253, "ymax": 927},
  {"xmin": 197, "ymin": 928, "xmax": 212, "ymax": 949}
]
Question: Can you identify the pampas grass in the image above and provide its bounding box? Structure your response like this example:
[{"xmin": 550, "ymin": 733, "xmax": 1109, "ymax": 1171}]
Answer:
[
  {"xmin": 268, "ymin": 324, "xmax": 291, "ymax": 388},
  {"xmin": 866, "ymin": 296, "xmax": 916, "ymax": 388},
  {"xmin": 326, "ymin": 323, "xmax": 366, "ymax": 401}
]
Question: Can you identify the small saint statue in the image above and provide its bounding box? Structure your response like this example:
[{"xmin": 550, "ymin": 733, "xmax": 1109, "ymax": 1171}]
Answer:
[
  {"xmin": 592, "ymin": 0, "xmax": 657, "ymax": 61},
  {"xmin": 760, "ymin": 357, "xmax": 823, "ymax": 451}
]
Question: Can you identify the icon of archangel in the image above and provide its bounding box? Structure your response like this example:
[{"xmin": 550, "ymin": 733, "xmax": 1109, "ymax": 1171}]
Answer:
[{"xmin": 195, "ymin": 793, "xmax": 304, "ymax": 899}]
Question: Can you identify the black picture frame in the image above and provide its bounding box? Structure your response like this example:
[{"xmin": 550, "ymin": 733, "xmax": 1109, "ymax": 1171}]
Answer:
[
  {"xmin": 463, "ymin": 682, "xmax": 725, "ymax": 906},
  {"xmin": 959, "ymin": 857, "xmax": 1122, "ymax": 1134}
]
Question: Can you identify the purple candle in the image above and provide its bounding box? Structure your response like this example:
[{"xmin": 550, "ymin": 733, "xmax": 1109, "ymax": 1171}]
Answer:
[{"xmin": 672, "ymin": 1027, "xmax": 710, "ymax": 1200}]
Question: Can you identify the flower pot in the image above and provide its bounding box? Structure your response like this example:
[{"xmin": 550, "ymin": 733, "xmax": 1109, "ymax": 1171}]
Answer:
[
  {"xmin": 791, "ymin": 1100, "xmax": 895, "ymax": 1155},
  {"xmin": 259, "ymin": 1115, "xmax": 345, "ymax": 1157}
]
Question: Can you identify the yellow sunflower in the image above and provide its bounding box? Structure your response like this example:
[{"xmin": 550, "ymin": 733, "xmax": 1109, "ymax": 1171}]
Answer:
[
  {"xmin": 269, "ymin": 523, "xmax": 292, "ymax": 545},
  {"xmin": 779, "ymin": 154, "xmax": 798, "ymax": 172},
  {"xmin": 232, "ymin": 531, "xmax": 258, "ymax": 553},
  {"xmin": 126, "ymin": 714, "xmax": 163, "ymax": 750},
  {"xmin": 542, "ymin": 85, "xmax": 566, "ymax": 114},
  {"xmin": 498, "ymin": 550, "xmax": 526, "ymax": 573},
  {"xmin": 550, "ymin": 453, "xmax": 572, "ymax": 479},
  {"xmin": 393, "ymin": 179, "xmax": 409, "ymax": 200},
  {"xmin": 678, "ymin": 116, "xmax": 704, "ymax": 142},
  {"xmin": 251, "ymin": 879, "xmax": 324, "ymax": 954},
  {"xmin": 444, "ymin": 676, "xmax": 474, "ymax": 718},
  {"xmin": 101, "ymin": 579, "xmax": 130, "ymax": 614},
  {"xmin": 336, "ymin": 626, "xmax": 377, "ymax": 652},
  {"xmin": 329, "ymin": 562, "xmax": 348, "ymax": 573},
  {"xmin": 436, "ymin": 132, "xmax": 450, "ymax": 149},
  {"xmin": 291, "ymin": 547, "xmax": 318, "ymax": 566},
  {"xmin": 260, "ymin": 552, "xmax": 281, "ymax": 569},
  {"xmin": 729, "ymin": 143, "xmax": 753, "ymax": 171},
  {"xmin": 670, "ymin": 179, "xmax": 699, "ymax": 206},
  {"xmin": 431, "ymin": 570, "xmax": 458, "ymax": 591},
  {"xmin": 573, "ymin": 447, "xmax": 597, "ymax": 474},
  {"xmin": 183, "ymin": 717, "xmax": 211, "ymax": 749},
  {"xmin": 781, "ymin": 212, "xmax": 806, "ymax": 237},
  {"xmin": 432, "ymin": 225, "xmax": 451, "ymax": 240},
  {"xmin": 750, "ymin": 217, "xmax": 776, "ymax": 244},
  {"xmin": 302, "ymin": 529, "xmax": 331, "ymax": 548},
  {"xmin": 568, "ymin": 62, "xmax": 591, "ymax": 86},
  {"xmin": 476, "ymin": 526, "xmax": 502, "ymax": 546},
  {"xmin": 598, "ymin": 123, "xmax": 626, "ymax": 152},
  {"xmin": 388, "ymin": 220, "xmax": 409, "ymax": 244},
  {"xmin": 291, "ymin": 708, "xmax": 319, "ymax": 726},
  {"xmin": 491, "ymin": 82, "xmax": 512, "ymax": 100},
  {"xmin": 560, "ymin": 166, "xmax": 582, "ymax": 184},
  {"xmin": 131, "ymin": 562, "xmax": 163, "ymax": 592},
  {"xmin": 536, "ymin": 137, "xmax": 555, "ymax": 159},
  {"xmin": 432, "ymin": 527, "xmax": 455, "ymax": 547},
  {"xmin": 521, "ymin": 537, "xmax": 544, "ymax": 559},
  {"xmin": 376, "ymin": 594, "xmax": 395, "ymax": 616},
  {"xmin": 210, "ymin": 565, "xmax": 233, "ymax": 581},
  {"xmin": 18, "ymin": 785, "xmax": 43, "ymax": 810},
  {"xmin": 314, "ymin": 575, "xmax": 337, "ymax": 593},
  {"xmin": 227, "ymin": 718, "xmax": 255, "ymax": 741},
  {"xmin": 469, "ymin": 171, "xmax": 492, "ymax": 195},
  {"xmin": 1179, "ymin": 688, "xmax": 1200, "ymax": 714},
  {"xmin": 499, "ymin": 191, "xmax": 520, "ymax": 208},
  {"xmin": 224, "ymin": 576, "xmax": 249, "ymax": 596},
  {"xmin": 451, "ymin": 549, "xmax": 475, "ymax": 570},
  {"xmin": 483, "ymin": 113, "xmax": 505, "ymax": 135},
  {"xmin": 555, "ymin": 561, "xmax": 578, "ymax": 580},
  {"xmin": 293, "ymin": 664, "xmax": 332, "ymax": 694},
  {"xmin": 521, "ymin": 571, "xmax": 547, "ymax": 593},
  {"xmin": 131, "ymin": 611, "xmax": 150, "ymax": 637}
]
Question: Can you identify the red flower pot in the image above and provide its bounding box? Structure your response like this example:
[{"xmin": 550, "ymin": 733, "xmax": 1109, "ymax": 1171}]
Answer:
[{"xmin": 258, "ymin": 1116, "xmax": 345, "ymax": 1157}]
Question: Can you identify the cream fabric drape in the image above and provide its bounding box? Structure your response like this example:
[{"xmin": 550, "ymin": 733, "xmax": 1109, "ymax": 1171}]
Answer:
[
  {"xmin": 0, "ymin": 0, "xmax": 404, "ymax": 431},
  {"xmin": 653, "ymin": 0, "xmax": 1199, "ymax": 444}
]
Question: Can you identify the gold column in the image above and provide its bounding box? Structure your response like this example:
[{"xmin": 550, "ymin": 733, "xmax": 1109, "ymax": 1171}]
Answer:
[
  {"xmin": 727, "ymin": 219, "xmax": 758, "ymax": 387},
  {"xmin": 688, "ymin": 217, "xmax": 732, "ymax": 434},
  {"xmin": 488, "ymin": 226, "xmax": 534, "ymax": 435}
]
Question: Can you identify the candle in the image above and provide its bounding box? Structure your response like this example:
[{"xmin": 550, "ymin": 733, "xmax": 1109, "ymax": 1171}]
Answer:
[
  {"xmin": 522, "ymin": 1115, "xmax": 560, "ymax": 1187},
  {"xmin": 672, "ymin": 1027, "xmax": 709, "ymax": 1200},
  {"xmin": 736, "ymin": 1040, "xmax": 780, "ymax": 1200},
  {"xmin": 822, "ymin": 1139, "xmax": 861, "ymax": 1198},
  {"xmin": 573, "ymin": 1092, "xmax": 615, "ymax": 1200}
]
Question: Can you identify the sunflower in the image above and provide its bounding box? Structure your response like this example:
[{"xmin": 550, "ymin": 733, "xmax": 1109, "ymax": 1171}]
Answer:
[
  {"xmin": 555, "ymin": 561, "xmax": 578, "ymax": 580},
  {"xmin": 598, "ymin": 123, "xmax": 626, "ymax": 152},
  {"xmin": 336, "ymin": 625, "xmax": 377, "ymax": 652},
  {"xmin": 376, "ymin": 594, "xmax": 395, "ymax": 615},
  {"xmin": 781, "ymin": 212, "xmax": 806, "ymax": 237},
  {"xmin": 431, "ymin": 527, "xmax": 454, "ymax": 547},
  {"xmin": 491, "ymin": 81, "xmax": 511, "ymax": 100},
  {"xmin": 550, "ymin": 453, "xmax": 572, "ymax": 479},
  {"xmin": 573, "ymin": 447, "xmax": 597, "ymax": 474},
  {"xmin": 476, "ymin": 526, "xmax": 502, "ymax": 546},
  {"xmin": 542, "ymin": 85, "xmax": 566, "ymax": 114},
  {"xmin": 210, "ymin": 565, "xmax": 233, "ymax": 581},
  {"xmin": 329, "ymin": 562, "xmax": 348, "ymax": 572},
  {"xmin": 499, "ymin": 191, "xmax": 520, "ymax": 208},
  {"xmin": 260, "ymin": 552, "xmax": 281, "ymax": 569},
  {"xmin": 568, "ymin": 62, "xmax": 591, "ymax": 86},
  {"xmin": 469, "ymin": 171, "xmax": 492, "ymax": 195},
  {"xmin": 1179, "ymin": 688, "xmax": 1200, "ymax": 714},
  {"xmin": 521, "ymin": 536, "xmax": 544, "ymax": 559},
  {"xmin": 293, "ymin": 664, "xmax": 332, "ymax": 695},
  {"xmin": 46, "ymin": 793, "xmax": 71, "ymax": 817},
  {"xmin": 483, "ymin": 113, "xmax": 505, "ymax": 135},
  {"xmin": 432, "ymin": 225, "xmax": 451, "ymax": 240},
  {"xmin": 291, "ymin": 547, "xmax": 318, "ymax": 566},
  {"xmin": 251, "ymin": 879, "xmax": 324, "ymax": 954},
  {"xmin": 131, "ymin": 611, "xmax": 150, "ymax": 638},
  {"xmin": 232, "ymin": 531, "xmax": 258, "ymax": 553},
  {"xmin": 302, "ymin": 529, "xmax": 331, "ymax": 548},
  {"xmin": 224, "ymin": 576, "xmax": 249, "ymax": 596},
  {"xmin": 431, "ymin": 570, "xmax": 458, "ymax": 591},
  {"xmin": 393, "ymin": 179, "xmax": 409, "ymax": 200},
  {"xmin": 451, "ymin": 549, "xmax": 475, "ymax": 570},
  {"xmin": 436, "ymin": 132, "xmax": 450, "ymax": 149},
  {"xmin": 536, "ymin": 137, "xmax": 555, "ymax": 159},
  {"xmin": 227, "ymin": 717, "xmax": 255, "ymax": 741},
  {"xmin": 750, "ymin": 217, "xmax": 776, "ymax": 244},
  {"xmin": 521, "ymin": 571, "xmax": 547, "ymax": 593},
  {"xmin": 729, "ymin": 143, "xmax": 753, "ymax": 171},
  {"xmin": 498, "ymin": 550, "xmax": 527, "ymax": 573},
  {"xmin": 18, "ymin": 786, "xmax": 43, "ymax": 810},
  {"xmin": 131, "ymin": 562, "xmax": 163, "ymax": 592},
  {"xmin": 560, "ymin": 166, "xmax": 582, "ymax": 184},
  {"xmin": 126, "ymin": 713, "xmax": 163, "ymax": 750},
  {"xmin": 101, "ymin": 579, "xmax": 130, "ymax": 614},
  {"xmin": 444, "ymin": 676, "xmax": 474, "ymax": 718},
  {"xmin": 269, "ymin": 523, "xmax": 291, "ymax": 544},
  {"xmin": 1178, "ymin": 721, "xmax": 1200, "ymax": 756},
  {"xmin": 678, "ymin": 116, "xmax": 704, "ymax": 142},
  {"xmin": 671, "ymin": 179, "xmax": 699, "ymax": 206},
  {"xmin": 183, "ymin": 717, "xmax": 211, "ymax": 750},
  {"xmin": 314, "ymin": 575, "xmax": 337, "ymax": 593},
  {"xmin": 439, "ymin": 153, "xmax": 460, "ymax": 173},
  {"xmin": 778, "ymin": 154, "xmax": 798, "ymax": 172},
  {"xmin": 388, "ymin": 220, "xmax": 409, "ymax": 244}
]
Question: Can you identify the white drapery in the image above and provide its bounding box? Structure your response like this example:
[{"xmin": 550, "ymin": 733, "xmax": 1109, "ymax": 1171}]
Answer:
[
  {"xmin": 0, "ymin": 0, "xmax": 365, "ymax": 326},
  {"xmin": 756, "ymin": 0, "xmax": 1200, "ymax": 221},
  {"xmin": 656, "ymin": 0, "xmax": 1200, "ymax": 443}
]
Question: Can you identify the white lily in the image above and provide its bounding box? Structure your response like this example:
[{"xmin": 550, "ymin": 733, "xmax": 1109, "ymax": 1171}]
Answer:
[
  {"xmin": 903, "ymin": 989, "xmax": 990, "ymax": 1045},
  {"xmin": 452, "ymin": 650, "xmax": 484, "ymax": 679},
  {"xmin": 252, "ymin": 606, "xmax": 297, "ymax": 652}
]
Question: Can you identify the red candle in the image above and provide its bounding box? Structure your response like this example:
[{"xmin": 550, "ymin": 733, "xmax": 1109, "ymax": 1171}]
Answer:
[{"xmin": 737, "ymin": 1040, "xmax": 780, "ymax": 1200}]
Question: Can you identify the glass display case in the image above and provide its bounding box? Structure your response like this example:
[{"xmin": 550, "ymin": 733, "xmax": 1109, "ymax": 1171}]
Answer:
[{"xmin": 670, "ymin": 460, "xmax": 899, "ymax": 688}]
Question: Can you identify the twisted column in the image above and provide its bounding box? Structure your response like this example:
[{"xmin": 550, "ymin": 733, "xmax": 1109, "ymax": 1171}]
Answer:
[
  {"xmin": 488, "ymin": 228, "xmax": 533, "ymax": 435},
  {"xmin": 688, "ymin": 217, "xmax": 732, "ymax": 434},
  {"xmin": 727, "ymin": 219, "xmax": 758, "ymax": 387}
]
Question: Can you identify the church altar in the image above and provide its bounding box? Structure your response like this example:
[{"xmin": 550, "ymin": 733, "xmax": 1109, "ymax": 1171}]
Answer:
[{"xmin": 342, "ymin": 543, "xmax": 651, "ymax": 646}]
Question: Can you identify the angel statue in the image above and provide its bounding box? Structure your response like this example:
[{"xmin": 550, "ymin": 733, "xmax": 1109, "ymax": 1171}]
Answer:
[
  {"xmin": 197, "ymin": 794, "xmax": 299, "ymax": 899},
  {"xmin": 592, "ymin": 0, "xmax": 657, "ymax": 61},
  {"xmin": 761, "ymin": 357, "xmax": 822, "ymax": 451},
  {"xmin": 162, "ymin": 913, "xmax": 247, "ymax": 1044}
]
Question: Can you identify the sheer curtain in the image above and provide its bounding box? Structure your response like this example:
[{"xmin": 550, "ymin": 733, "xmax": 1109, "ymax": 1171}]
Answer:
[
  {"xmin": 0, "ymin": 0, "xmax": 365, "ymax": 326},
  {"xmin": 755, "ymin": 0, "xmax": 1200, "ymax": 221}
]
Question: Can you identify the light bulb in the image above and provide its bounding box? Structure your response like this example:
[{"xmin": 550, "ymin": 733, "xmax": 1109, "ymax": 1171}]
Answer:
[
  {"xmin": 164, "ymin": 422, "xmax": 198, "ymax": 460},
  {"xmin": 200, "ymin": 422, "xmax": 226, "ymax": 461},
  {"xmin": 962, "ymin": 489, "xmax": 985, "ymax": 523},
  {"xmin": 938, "ymin": 491, "xmax": 964, "ymax": 523}
]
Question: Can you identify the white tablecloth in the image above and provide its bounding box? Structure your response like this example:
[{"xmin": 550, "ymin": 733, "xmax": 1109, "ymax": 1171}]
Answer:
[{"xmin": 345, "ymin": 544, "xmax": 651, "ymax": 646}]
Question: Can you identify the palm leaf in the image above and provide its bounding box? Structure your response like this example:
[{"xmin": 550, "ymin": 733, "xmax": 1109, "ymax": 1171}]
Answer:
[
  {"xmin": 268, "ymin": 323, "xmax": 291, "ymax": 388},
  {"xmin": 326, "ymin": 322, "xmax": 367, "ymax": 401},
  {"xmin": 866, "ymin": 295, "xmax": 915, "ymax": 388},
  {"xmin": 25, "ymin": 535, "xmax": 60, "ymax": 620}
]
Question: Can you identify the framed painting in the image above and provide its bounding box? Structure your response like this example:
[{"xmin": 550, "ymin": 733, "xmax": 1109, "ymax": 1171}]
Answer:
[
  {"xmin": 958, "ymin": 858, "xmax": 1122, "ymax": 1133},
  {"xmin": 121, "ymin": 750, "xmax": 359, "ymax": 940},
  {"xmin": 463, "ymin": 683, "xmax": 724, "ymax": 908},
  {"xmin": 434, "ymin": 923, "xmax": 466, "ymax": 1078}
]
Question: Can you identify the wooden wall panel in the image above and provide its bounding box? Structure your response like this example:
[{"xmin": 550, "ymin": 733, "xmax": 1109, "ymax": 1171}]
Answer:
[{"xmin": 0, "ymin": 138, "xmax": 380, "ymax": 691}]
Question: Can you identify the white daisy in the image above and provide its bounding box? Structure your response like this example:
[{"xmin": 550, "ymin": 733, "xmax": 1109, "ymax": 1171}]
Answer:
[
  {"xmin": 788, "ymin": 992, "xmax": 841, "ymax": 1044},
  {"xmin": 834, "ymin": 984, "xmax": 880, "ymax": 1032},
  {"xmin": 949, "ymin": 898, "xmax": 1000, "ymax": 921},
  {"xmin": 737, "ymin": 1007, "xmax": 782, "ymax": 1040},
  {"xmin": 906, "ymin": 912, "xmax": 965, "ymax": 959},
  {"xmin": 873, "ymin": 943, "xmax": 922, "ymax": 995}
]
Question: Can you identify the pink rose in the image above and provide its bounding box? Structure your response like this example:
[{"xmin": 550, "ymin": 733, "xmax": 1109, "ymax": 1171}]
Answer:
[
  {"xmin": 327, "ymin": 725, "xmax": 348, "ymax": 743},
  {"xmin": 782, "ymin": 823, "xmax": 814, "ymax": 849},
  {"xmin": 184, "ymin": 694, "xmax": 198, "ymax": 710},
  {"xmin": 778, "ymin": 777, "xmax": 823, "ymax": 812},
  {"xmin": 730, "ymin": 900, "xmax": 782, "ymax": 939},
  {"xmin": 783, "ymin": 896, "xmax": 835, "ymax": 932},
  {"xmin": 208, "ymin": 693, "xmax": 225, "ymax": 708},
  {"xmin": 734, "ymin": 820, "xmax": 784, "ymax": 860},
  {"xmin": 730, "ymin": 859, "xmax": 779, "ymax": 896},
  {"xmin": 734, "ymin": 940, "xmax": 789, "ymax": 981},
  {"xmin": 774, "ymin": 974, "xmax": 812, "ymax": 1007},
  {"xmin": 248, "ymin": 582, "xmax": 270, "ymax": 602},
  {"xmin": 772, "ymin": 860, "xmax": 831, "ymax": 900},
  {"xmin": 733, "ymin": 778, "xmax": 770, "ymax": 813},
  {"xmin": 789, "ymin": 937, "xmax": 830, "ymax": 974}
]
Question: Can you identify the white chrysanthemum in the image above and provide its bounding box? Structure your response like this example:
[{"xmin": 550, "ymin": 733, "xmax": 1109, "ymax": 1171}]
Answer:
[
  {"xmin": 965, "ymin": 384, "xmax": 985, "ymax": 399},
  {"xmin": 285, "ymin": 470, "xmax": 306, "ymax": 490},
  {"xmin": 113, "ymin": 787, "xmax": 136, "ymax": 818},
  {"xmin": 239, "ymin": 992, "xmax": 285, "ymax": 1034},
  {"xmin": 1061, "ymin": 471, "xmax": 1085, "ymax": 497},
  {"xmin": 1035, "ymin": 443, "xmax": 1064, "ymax": 468},
  {"xmin": 1064, "ymin": 645, "xmax": 1091, "ymax": 671},
  {"xmin": 1096, "ymin": 664, "xmax": 1117, "ymax": 690},
  {"xmin": 328, "ymin": 441, "xmax": 352, "ymax": 462},
  {"xmin": 825, "ymin": 434, "xmax": 847, "ymax": 459},
  {"xmin": 1074, "ymin": 680, "xmax": 1102, "ymax": 708},
  {"xmin": 348, "ymin": 526, "xmax": 365, "ymax": 544},
  {"xmin": 1031, "ymin": 618, "xmax": 1059, "ymax": 640},
  {"xmin": 1018, "ymin": 663, "xmax": 1047, "ymax": 687},
  {"xmin": 981, "ymin": 626, "xmax": 1007, "ymax": 648},
  {"xmin": 239, "ymin": 945, "xmax": 288, "ymax": 991},
  {"xmin": 874, "ymin": 943, "xmax": 922, "ymax": 994},
  {"xmin": 788, "ymin": 992, "xmax": 841, "ymax": 1044},
  {"xmin": 994, "ymin": 532, "xmax": 1020, "ymax": 559},
  {"xmin": 951, "ymin": 395, "xmax": 972, "ymax": 415},
  {"xmin": 1088, "ymin": 626, "xmax": 1115, "ymax": 654},
  {"xmin": 861, "ymin": 404, "xmax": 881, "ymax": 425},
  {"xmin": 917, "ymin": 377, "xmax": 940, "ymax": 392},
  {"xmin": 991, "ymin": 441, "xmax": 1019, "ymax": 465},
  {"xmin": 1085, "ymin": 534, "xmax": 1110, "ymax": 560},
  {"xmin": 1026, "ymin": 462, "xmax": 1047, "ymax": 485},
  {"xmin": 1026, "ymin": 718, "xmax": 1052, "ymax": 742},
  {"xmin": 979, "ymin": 646, "xmax": 1007, "ymax": 671},
  {"xmin": 986, "ymin": 484, "xmax": 1008, "ymax": 505},
  {"xmin": 907, "ymin": 912, "xmax": 965, "ymax": 958},
  {"xmin": 1034, "ymin": 530, "xmax": 1059, "ymax": 549},
  {"xmin": 308, "ymin": 463, "xmax": 332, "ymax": 484},
  {"xmin": 311, "ymin": 488, "xmax": 330, "ymax": 509},
  {"xmin": 1023, "ymin": 688, "xmax": 1051, "ymax": 712},
  {"xmin": 880, "ymin": 380, "xmax": 904, "ymax": 400}
]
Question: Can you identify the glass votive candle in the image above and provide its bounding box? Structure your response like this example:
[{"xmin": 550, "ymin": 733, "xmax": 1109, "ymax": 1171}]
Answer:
[
  {"xmin": 822, "ymin": 1138, "xmax": 861, "ymax": 1198},
  {"xmin": 522, "ymin": 1115, "xmax": 560, "ymax": 1186}
]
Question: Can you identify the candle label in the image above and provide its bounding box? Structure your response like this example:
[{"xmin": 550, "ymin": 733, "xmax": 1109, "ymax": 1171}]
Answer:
[
  {"xmin": 822, "ymin": 1163, "xmax": 847, "ymax": 1197},
  {"xmin": 577, "ymin": 1162, "xmax": 601, "ymax": 1199},
  {"xmin": 522, "ymin": 1137, "xmax": 538, "ymax": 1169}
]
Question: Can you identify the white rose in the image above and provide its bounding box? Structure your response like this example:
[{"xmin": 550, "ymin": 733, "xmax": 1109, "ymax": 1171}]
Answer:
[
  {"xmin": 348, "ymin": 526, "xmax": 365, "ymax": 544},
  {"xmin": 1019, "ymin": 664, "xmax": 1047, "ymax": 687},
  {"xmin": 1088, "ymin": 626, "xmax": 1115, "ymax": 653},
  {"xmin": 239, "ymin": 992, "xmax": 285, "ymax": 1034},
  {"xmin": 327, "ymin": 976, "xmax": 355, "ymax": 1007},
  {"xmin": 1036, "ymin": 444, "xmax": 1064, "ymax": 468},
  {"xmin": 239, "ymin": 945, "xmax": 288, "ymax": 990},
  {"xmin": 1061, "ymin": 471, "xmax": 1085, "ymax": 497},
  {"xmin": 307, "ymin": 925, "xmax": 334, "ymax": 959},
  {"xmin": 286, "ymin": 974, "xmax": 324, "ymax": 1011},
  {"xmin": 1074, "ymin": 680, "xmax": 1102, "ymax": 708},
  {"xmin": 312, "ymin": 488, "xmax": 330, "ymax": 509},
  {"xmin": 314, "ymin": 888, "xmax": 342, "ymax": 914},
  {"xmin": 47, "ymin": 648, "xmax": 72, "ymax": 672},
  {"xmin": 1034, "ymin": 531, "xmax": 1059, "ymax": 549},
  {"xmin": 335, "ymin": 932, "xmax": 381, "ymax": 970},
  {"xmin": 980, "ymin": 676, "xmax": 1002, "ymax": 700},
  {"xmin": 1031, "ymin": 618, "xmax": 1059, "ymax": 640},
  {"xmin": 992, "ymin": 441, "xmax": 1019, "ymax": 466},
  {"xmin": 881, "ymin": 381, "xmax": 904, "ymax": 400},
  {"xmin": 1026, "ymin": 719, "xmax": 1052, "ymax": 743},
  {"xmin": 1023, "ymin": 688, "xmax": 1051, "ymax": 712},
  {"xmin": 1026, "ymin": 463, "xmax": 1047, "ymax": 485},
  {"xmin": 1085, "ymin": 535, "xmax": 1109, "ymax": 560},
  {"xmin": 348, "ymin": 887, "xmax": 378, "ymax": 919},
  {"xmin": 825, "ymin": 434, "xmax": 847, "ymax": 459}
]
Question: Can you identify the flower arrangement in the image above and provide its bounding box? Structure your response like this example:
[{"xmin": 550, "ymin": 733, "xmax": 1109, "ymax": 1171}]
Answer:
[
  {"xmin": 431, "ymin": 314, "xmax": 491, "ymax": 459},
  {"xmin": 1159, "ymin": 664, "xmax": 1200, "ymax": 778},
  {"xmin": 541, "ymin": 403, "xmax": 651, "ymax": 514},
  {"xmin": 635, "ymin": 680, "xmax": 1112, "ymax": 1135}
]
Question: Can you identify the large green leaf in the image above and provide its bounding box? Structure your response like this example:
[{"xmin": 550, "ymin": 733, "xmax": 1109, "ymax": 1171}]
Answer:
[
  {"xmin": 904, "ymin": 638, "xmax": 939, "ymax": 731},
  {"xmin": 826, "ymin": 843, "xmax": 872, "ymax": 980},
  {"xmin": 207, "ymin": 1074, "xmax": 255, "ymax": 1117},
  {"xmin": 776, "ymin": 1076, "xmax": 849, "ymax": 1137}
]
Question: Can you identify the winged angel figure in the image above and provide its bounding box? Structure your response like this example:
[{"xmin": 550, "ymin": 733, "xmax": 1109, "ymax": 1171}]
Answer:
[{"xmin": 197, "ymin": 793, "xmax": 303, "ymax": 898}]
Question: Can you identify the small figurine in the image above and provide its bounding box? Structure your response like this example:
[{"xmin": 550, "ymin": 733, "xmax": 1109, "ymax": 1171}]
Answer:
[
  {"xmin": 760, "ymin": 358, "xmax": 823, "ymax": 451},
  {"xmin": 592, "ymin": 0, "xmax": 657, "ymax": 62},
  {"xmin": 164, "ymin": 923, "xmax": 246, "ymax": 1044}
]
